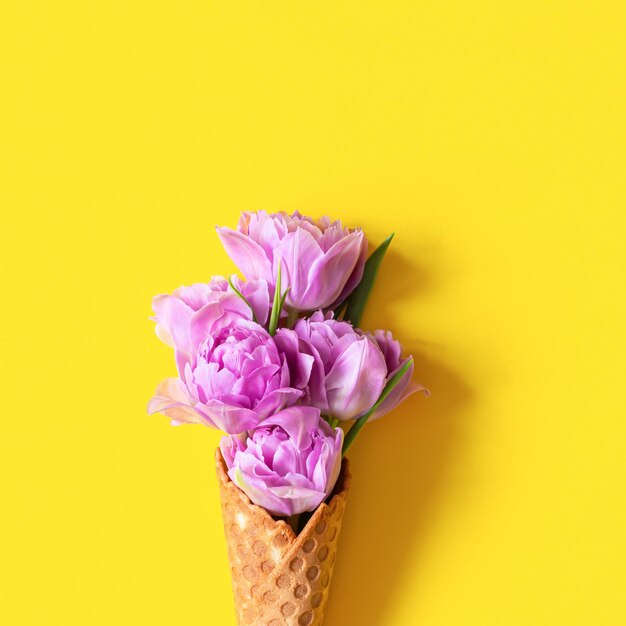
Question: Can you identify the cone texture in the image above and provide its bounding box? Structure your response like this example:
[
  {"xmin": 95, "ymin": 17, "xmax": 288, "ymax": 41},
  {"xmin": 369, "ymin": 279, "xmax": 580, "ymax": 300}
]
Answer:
[{"xmin": 215, "ymin": 449, "xmax": 351, "ymax": 626}]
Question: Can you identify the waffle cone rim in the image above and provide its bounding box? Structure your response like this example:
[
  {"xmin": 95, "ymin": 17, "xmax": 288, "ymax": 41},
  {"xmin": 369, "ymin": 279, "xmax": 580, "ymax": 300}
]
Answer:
[{"xmin": 215, "ymin": 448, "xmax": 352, "ymax": 547}]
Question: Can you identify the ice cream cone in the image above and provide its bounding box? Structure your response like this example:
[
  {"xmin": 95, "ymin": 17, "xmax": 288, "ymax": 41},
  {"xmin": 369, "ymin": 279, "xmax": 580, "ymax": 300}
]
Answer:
[{"xmin": 215, "ymin": 448, "xmax": 352, "ymax": 626}]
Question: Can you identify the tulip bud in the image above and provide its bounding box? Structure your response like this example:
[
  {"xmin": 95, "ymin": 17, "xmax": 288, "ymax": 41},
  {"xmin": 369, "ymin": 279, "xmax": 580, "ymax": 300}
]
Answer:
[
  {"xmin": 220, "ymin": 407, "xmax": 343, "ymax": 516},
  {"xmin": 148, "ymin": 295, "xmax": 301, "ymax": 434},
  {"xmin": 275, "ymin": 311, "xmax": 388, "ymax": 421},
  {"xmin": 217, "ymin": 211, "xmax": 367, "ymax": 311}
]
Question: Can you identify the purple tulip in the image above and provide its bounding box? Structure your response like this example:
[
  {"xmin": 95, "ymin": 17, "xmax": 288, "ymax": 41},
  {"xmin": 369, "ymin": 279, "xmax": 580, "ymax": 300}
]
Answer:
[
  {"xmin": 148, "ymin": 295, "xmax": 302, "ymax": 434},
  {"xmin": 220, "ymin": 406, "xmax": 343, "ymax": 516},
  {"xmin": 151, "ymin": 276, "xmax": 270, "ymax": 350},
  {"xmin": 216, "ymin": 211, "xmax": 367, "ymax": 311},
  {"xmin": 367, "ymin": 329, "xmax": 430, "ymax": 421},
  {"xmin": 275, "ymin": 311, "xmax": 388, "ymax": 421}
]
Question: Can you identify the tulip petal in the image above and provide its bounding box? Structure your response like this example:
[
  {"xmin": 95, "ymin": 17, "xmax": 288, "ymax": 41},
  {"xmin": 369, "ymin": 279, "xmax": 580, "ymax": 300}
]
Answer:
[
  {"xmin": 273, "ymin": 329, "xmax": 314, "ymax": 389},
  {"xmin": 216, "ymin": 226, "xmax": 272, "ymax": 280},
  {"xmin": 302, "ymin": 230, "xmax": 364, "ymax": 309},
  {"xmin": 241, "ymin": 279, "xmax": 271, "ymax": 326},
  {"xmin": 259, "ymin": 406, "xmax": 321, "ymax": 449},
  {"xmin": 244, "ymin": 211, "xmax": 285, "ymax": 257},
  {"xmin": 147, "ymin": 378, "xmax": 209, "ymax": 426},
  {"xmin": 173, "ymin": 282, "xmax": 222, "ymax": 310},
  {"xmin": 331, "ymin": 232, "xmax": 368, "ymax": 308},
  {"xmin": 268, "ymin": 483, "xmax": 326, "ymax": 516},
  {"xmin": 369, "ymin": 358, "xmax": 430, "ymax": 421},
  {"xmin": 325, "ymin": 336, "xmax": 387, "ymax": 420},
  {"xmin": 220, "ymin": 435, "xmax": 245, "ymax": 467},
  {"xmin": 276, "ymin": 228, "xmax": 324, "ymax": 308},
  {"xmin": 201, "ymin": 399, "xmax": 259, "ymax": 434},
  {"xmin": 188, "ymin": 296, "xmax": 253, "ymax": 349},
  {"xmin": 152, "ymin": 294, "xmax": 194, "ymax": 351},
  {"xmin": 253, "ymin": 387, "xmax": 303, "ymax": 420},
  {"xmin": 229, "ymin": 466, "xmax": 324, "ymax": 517}
]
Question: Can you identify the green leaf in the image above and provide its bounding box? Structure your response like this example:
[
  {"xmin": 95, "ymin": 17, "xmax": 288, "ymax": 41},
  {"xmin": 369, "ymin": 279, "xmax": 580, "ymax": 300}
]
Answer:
[
  {"xmin": 279, "ymin": 288, "xmax": 292, "ymax": 323},
  {"xmin": 268, "ymin": 263, "xmax": 282, "ymax": 335},
  {"xmin": 227, "ymin": 275, "xmax": 257, "ymax": 323},
  {"xmin": 343, "ymin": 233, "xmax": 394, "ymax": 327},
  {"xmin": 342, "ymin": 358, "xmax": 412, "ymax": 456}
]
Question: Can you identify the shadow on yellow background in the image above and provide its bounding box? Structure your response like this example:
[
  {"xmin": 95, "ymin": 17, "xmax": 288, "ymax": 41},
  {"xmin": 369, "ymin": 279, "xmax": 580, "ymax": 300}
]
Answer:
[
  {"xmin": 330, "ymin": 358, "xmax": 470, "ymax": 625},
  {"xmin": 327, "ymin": 252, "xmax": 473, "ymax": 625}
]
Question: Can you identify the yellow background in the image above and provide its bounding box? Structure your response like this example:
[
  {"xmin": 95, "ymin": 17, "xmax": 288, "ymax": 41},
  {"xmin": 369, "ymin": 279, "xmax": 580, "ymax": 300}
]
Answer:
[{"xmin": 2, "ymin": 2, "xmax": 625, "ymax": 625}]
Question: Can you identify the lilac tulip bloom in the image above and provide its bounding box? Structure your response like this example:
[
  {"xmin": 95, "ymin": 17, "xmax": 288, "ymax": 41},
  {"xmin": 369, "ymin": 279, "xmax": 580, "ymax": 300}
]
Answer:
[
  {"xmin": 151, "ymin": 276, "xmax": 270, "ymax": 349},
  {"xmin": 275, "ymin": 311, "xmax": 388, "ymax": 421},
  {"xmin": 220, "ymin": 406, "xmax": 343, "ymax": 516},
  {"xmin": 147, "ymin": 295, "xmax": 301, "ymax": 434},
  {"xmin": 368, "ymin": 330, "xmax": 429, "ymax": 421},
  {"xmin": 216, "ymin": 210, "xmax": 367, "ymax": 311}
]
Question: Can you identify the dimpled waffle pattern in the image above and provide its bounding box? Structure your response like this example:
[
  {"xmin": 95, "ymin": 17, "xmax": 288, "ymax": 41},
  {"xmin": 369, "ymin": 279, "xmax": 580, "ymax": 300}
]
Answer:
[{"xmin": 215, "ymin": 449, "xmax": 352, "ymax": 626}]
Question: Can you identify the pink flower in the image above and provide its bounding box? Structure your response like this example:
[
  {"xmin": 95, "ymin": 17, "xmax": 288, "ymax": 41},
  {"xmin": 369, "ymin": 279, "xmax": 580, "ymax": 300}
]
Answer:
[
  {"xmin": 220, "ymin": 406, "xmax": 343, "ymax": 516},
  {"xmin": 216, "ymin": 211, "xmax": 367, "ymax": 311},
  {"xmin": 151, "ymin": 276, "xmax": 270, "ymax": 350},
  {"xmin": 147, "ymin": 288, "xmax": 301, "ymax": 434},
  {"xmin": 274, "ymin": 311, "xmax": 388, "ymax": 421},
  {"xmin": 367, "ymin": 329, "xmax": 429, "ymax": 421}
]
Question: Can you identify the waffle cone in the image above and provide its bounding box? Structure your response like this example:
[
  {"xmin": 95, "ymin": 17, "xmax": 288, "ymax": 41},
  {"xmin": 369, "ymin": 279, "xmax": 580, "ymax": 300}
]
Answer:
[{"xmin": 215, "ymin": 449, "xmax": 352, "ymax": 626}]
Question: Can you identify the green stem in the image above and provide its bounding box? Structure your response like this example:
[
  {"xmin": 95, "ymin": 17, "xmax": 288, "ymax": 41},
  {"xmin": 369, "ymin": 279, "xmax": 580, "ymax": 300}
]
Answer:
[
  {"xmin": 286, "ymin": 514, "xmax": 300, "ymax": 534},
  {"xmin": 268, "ymin": 263, "xmax": 282, "ymax": 336},
  {"xmin": 296, "ymin": 510, "xmax": 312, "ymax": 534},
  {"xmin": 341, "ymin": 412, "xmax": 370, "ymax": 456}
]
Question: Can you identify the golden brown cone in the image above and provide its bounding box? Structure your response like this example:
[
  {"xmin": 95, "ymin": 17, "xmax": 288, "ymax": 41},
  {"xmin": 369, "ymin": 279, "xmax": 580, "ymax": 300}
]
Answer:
[{"xmin": 215, "ymin": 449, "xmax": 352, "ymax": 626}]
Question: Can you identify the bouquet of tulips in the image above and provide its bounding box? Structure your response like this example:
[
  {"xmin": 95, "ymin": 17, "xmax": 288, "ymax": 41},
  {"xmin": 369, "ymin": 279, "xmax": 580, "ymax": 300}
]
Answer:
[{"xmin": 148, "ymin": 211, "xmax": 428, "ymax": 625}]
